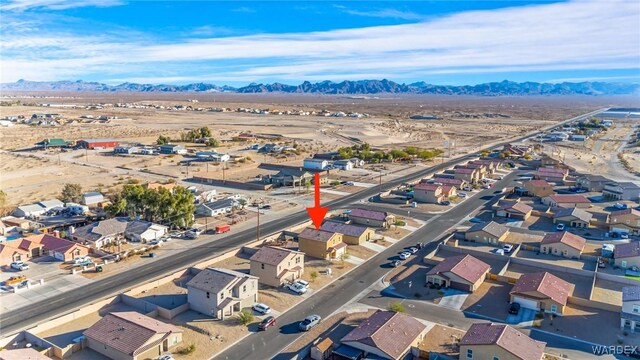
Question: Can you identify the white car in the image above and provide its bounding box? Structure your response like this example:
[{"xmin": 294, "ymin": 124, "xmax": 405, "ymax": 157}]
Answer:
[
  {"xmin": 294, "ymin": 279, "xmax": 310, "ymax": 289},
  {"xmin": 407, "ymin": 247, "xmax": 418, "ymax": 254},
  {"xmin": 463, "ymin": 186, "xmax": 473, "ymax": 192},
  {"xmin": 10, "ymin": 261, "xmax": 29, "ymax": 271},
  {"xmin": 286, "ymin": 282, "xmax": 307, "ymax": 295},
  {"xmin": 502, "ymin": 244, "xmax": 514, "ymax": 253},
  {"xmin": 556, "ymin": 224, "xmax": 565, "ymax": 231},
  {"xmin": 399, "ymin": 252, "xmax": 411, "ymax": 260},
  {"xmin": 252, "ymin": 303, "xmax": 271, "ymax": 314},
  {"xmin": 458, "ymin": 192, "xmax": 467, "ymax": 198}
]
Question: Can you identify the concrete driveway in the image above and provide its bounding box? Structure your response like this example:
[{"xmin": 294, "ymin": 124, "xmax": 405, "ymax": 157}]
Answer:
[
  {"xmin": 438, "ymin": 289, "xmax": 469, "ymax": 310},
  {"xmin": 506, "ymin": 307, "xmax": 536, "ymax": 326}
]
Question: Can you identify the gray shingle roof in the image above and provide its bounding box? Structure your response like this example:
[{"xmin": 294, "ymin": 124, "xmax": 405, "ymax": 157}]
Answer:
[
  {"xmin": 614, "ymin": 242, "xmax": 640, "ymax": 259},
  {"xmin": 350, "ymin": 208, "xmax": 388, "ymax": 221},
  {"xmin": 320, "ymin": 221, "xmax": 370, "ymax": 237},
  {"xmin": 299, "ymin": 228, "xmax": 337, "ymax": 242},
  {"xmin": 73, "ymin": 218, "xmax": 129, "ymax": 242},
  {"xmin": 468, "ymin": 221, "xmax": 509, "ymax": 238},
  {"xmin": 553, "ymin": 207, "xmax": 593, "ymax": 223},
  {"xmin": 250, "ymin": 246, "xmax": 301, "ymax": 266},
  {"xmin": 186, "ymin": 267, "xmax": 255, "ymax": 294},
  {"xmin": 623, "ymin": 286, "xmax": 640, "ymax": 302}
]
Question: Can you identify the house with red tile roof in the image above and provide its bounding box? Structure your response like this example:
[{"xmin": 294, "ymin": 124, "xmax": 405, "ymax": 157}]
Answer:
[
  {"xmin": 454, "ymin": 167, "xmax": 481, "ymax": 184},
  {"xmin": 25, "ymin": 234, "xmax": 89, "ymax": 262},
  {"xmin": 540, "ymin": 232, "xmax": 586, "ymax": 259},
  {"xmin": 340, "ymin": 310, "xmax": 427, "ymax": 360},
  {"xmin": 460, "ymin": 323, "xmax": 546, "ymax": 360},
  {"xmin": 0, "ymin": 348, "xmax": 51, "ymax": 360},
  {"xmin": 541, "ymin": 194, "xmax": 591, "ymax": 209},
  {"xmin": 426, "ymin": 255, "xmax": 490, "ymax": 292},
  {"xmin": 84, "ymin": 311, "xmax": 182, "ymax": 360},
  {"xmin": 510, "ymin": 272, "xmax": 572, "ymax": 314},
  {"xmin": 249, "ymin": 246, "xmax": 304, "ymax": 287},
  {"xmin": 414, "ymin": 183, "xmax": 444, "ymax": 204}
]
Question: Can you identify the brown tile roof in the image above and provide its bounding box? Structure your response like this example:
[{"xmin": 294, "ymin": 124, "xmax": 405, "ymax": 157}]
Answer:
[
  {"xmin": 553, "ymin": 207, "xmax": 593, "ymax": 223},
  {"xmin": 611, "ymin": 208, "xmax": 640, "ymax": 217},
  {"xmin": 414, "ymin": 183, "xmax": 441, "ymax": 191},
  {"xmin": 468, "ymin": 221, "xmax": 509, "ymax": 238},
  {"xmin": 84, "ymin": 312, "xmax": 181, "ymax": 356},
  {"xmin": 541, "ymin": 232, "xmax": 586, "ymax": 251},
  {"xmin": 461, "ymin": 323, "xmax": 545, "ymax": 360},
  {"xmin": 511, "ymin": 272, "xmax": 571, "ymax": 305},
  {"xmin": 16, "ymin": 238, "xmax": 42, "ymax": 251},
  {"xmin": 547, "ymin": 195, "xmax": 590, "ymax": 204},
  {"xmin": 455, "ymin": 168, "xmax": 475, "ymax": 174},
  {"xmin": 26, "ymin": 234, "xmax": 89, "ymax": 254},
  {"xmin": 341, "ymin": 310, "xmax": 427, "ymax": 359},
  {"xmin": 0, "ymin": 244, "xmax": 29, "ymax": 258},
  {"xmin": 427, "ymin": 255, "xmax": 490, "ymax": 284},
  {"xmin": 0, "ymin": 348, "xmax": 51, "ymax": 360},
  {"xmin": 299, "ymin": 228, "xmax": 338, "ymax": 242},
  {"xmin": 614, "ymin": 242, "xmax": 640, "ymax": 259},
  {"xmin": 432, "ymin": 177, "xmax": 465, "ymax": 186},
  {"xmin": 350, "ymin": 208, "xmax": 389, "ymax": 221},
  {"xmin": 506, "ymin": 201, "xmax": 533, "ymax": 214},
  {"xmin": 249, "ymin": 246, "xmax": 301, "ymax": 266},
  {"xmin": 320, "ymin": 221, "xmax": 371, "ymax": 237}
]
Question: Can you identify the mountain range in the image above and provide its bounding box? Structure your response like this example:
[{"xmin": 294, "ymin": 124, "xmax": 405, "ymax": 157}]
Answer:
[{"xmin": 2, "ymin": 79, "xmax": 639, "ymax": 96}]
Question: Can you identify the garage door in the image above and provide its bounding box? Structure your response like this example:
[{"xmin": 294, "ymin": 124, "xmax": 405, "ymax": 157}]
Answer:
[
  {"xmin": 611, "ymin": 226, "xmax": 629, "ymax": 234},
  {"xmin": 512, "ymin": 296, "xmax": 539, "ymax": 311},
  {"xmin": 450, "ymin": 281, "xmax": 471, "ymax": 292}
]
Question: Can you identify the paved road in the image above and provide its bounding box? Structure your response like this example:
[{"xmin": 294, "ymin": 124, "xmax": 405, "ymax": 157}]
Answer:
[
  {"xmin": 0, "ymin": 109, "xmax": 603, "ymax": 336},
  {"xmin": 215, "ymin": 171, "xmax": 523, "ymax": 360}
]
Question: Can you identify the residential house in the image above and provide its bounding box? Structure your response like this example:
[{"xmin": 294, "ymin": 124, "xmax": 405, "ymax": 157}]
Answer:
[
  {"xmin": 349, "ymin": 208, "xmax": 395, "ymax": 228},
  {"xmin": 187, "ymin": 267, "xmax": 258, "ymax": 319},
  {"xmin": 609, "ymin": 209, "xmax": 640, "ymax": 236},
  {"xmin": 494, "ymin": 200, "xmax": 533, "ymax": 220},
  {"xmin": 25, "ymin": 234, "xmax": 89, "ymax": 262},
  {"xmin": 454, "ymin": 167, "xmax": 481, "ymax": 184},
  {"xmin": 426, "ymin": 255, "xmax": 490, "ymax": 292},
  {"xmin": 311, "ymin": 338, "xmax": 334, "ymax": 360},
  {"xmin": 196, "ymin": 198, "xmax": 238, "ymax": 217},
  {"xmin": 114, "ymin": 145, "xmax": 140, "ymax": 154},
  {"xmin": 249, "ymin": 246, "xmax": 304, "ymax": 287},
  {"xmin": 1, "ymin": 216, "xmax": 36, "ymax": 230},
  {"xmin": 71, "ymin": 217, "xmax": 129, "ymax": 249},
  {"xmin": 458, "ymin": 163, "xmax": 488, "ymax": 179},
  {"xmin": 460, "ymin": 323, "xmax": 545, "ymax": 360},
  {"xmin": 334, "ymin": 159, "xmax": 354, "ymax": 170},
  {"xmin": 413, "ymin": 183, "xmax": 444, "ymax": 204},
  {"xmin": 298, "ymin": 228, "xmax": 347, "ymax": 260},
  {"xmin": 502, "ymin": 144, "xmax": 532, "ymax": 158},
  {"xmin": 195, "ymin": 151, "xmax": 230, "ymax": 162},
  {"xmin": 522, "ymin": 180, "xmax": 555, "ymax": 198},
  {"xmin": 534, "ymin": 167, "xmax": 568, "ymax": 183},
  {"xmin": 576, "ymin": 174, "xmax": 612, "ymax": 192},
  {"xmin": 125, "ymin": 221, "xmax": 168, "ymax": 243},
  {"xmin": 320, "ymin": 221, "xmax": 375, "ymax": 245},
  {"xmin": 553, "ymin": 207, "xmax": 592, "ymax": 228},
  {"xmin": 15, "ymin": 237, "xmax": 45, "ymax": 258},
  {"xmin": 613, "ymin": 242, "xmax": 640, "ymax": 269},
  {"xmin": 465, "ymin": 221, "xmax": 510, "ymax": 245},
  {"xmin": 471, "ymin": 159, "xmax": 501, "ymax": 174},
  {"xmin": 340, "ymin": 310, "xmax": 428, "ymax": 360},
  {"xmin": 540, "ymin": 232, "xmax": 586, "ymax": 259},
  {"xmin": 603, "ymin": 182, "xmax": 640, "ymax": 201},
  {"xmin": 82, "ymin": 191, "xmax": 104, "ymax": 206},
  {"xmin": 264, "ymin": 168, "xmax": 313, "ymax": 187},
  {"xmin": 510, "ymin": 272, "xmax": 571, "ymax": 314},
  {"xmin": 431, "ymin": 177, "xmax": 469, "ymax": 190},
  {"xmin": 541, "ymin": 194, "xmax": 591, "ymax": 209},
  {"xmin": 303, "ymin": 158, "xmax": 329, "ymax": 170},
  {"xmin": 84, "ymin": 311, "xmax": 183, "ymax": 360},
  {"xmin": 0, "ymin": 243, "xmax": 30, "ymax": 267},
  {"xmin": 158, "ymin": 144, "xmax": 187, "ymax": 155},
  {"xmin": 621, "ymin": 286, "xmax": 640, "ymax": 332}
]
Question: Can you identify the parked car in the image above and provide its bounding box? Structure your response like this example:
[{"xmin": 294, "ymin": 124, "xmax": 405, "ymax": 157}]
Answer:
[
  {"xmin": 482, "ymin": 184, "xmax": 491, "ymax": 189},
  {"xmin": 262, "ymin": 204, "xmax": 272, "ymax": 210},
  {"xmin": 495, "ymin": 249, "xmax": 505, "ymax": 255},
  {"xmin": 390, "ymin": 260, "xmax": 401, "ymax": 267},
  {"xmin": 598, "ymin": 259, "xmax": 606, "ymax": 268},
  {"xmin": 502, "ymin": 244, "xmax": 514, "ymax": 253},
  {"xmin": 416, "ymin": 243, "xmax": 424, "ymax": 249},
  {"xmin": 440, "ymin": 200, "xmax": 451, "ymax": 206},
  {"xmin": 294, "ymin": 279, "xmax": 310, "ymax": 289},
  {"xmin": 556, "ymin": 223, "xmax": 566, "ymax": 231},
  {"xmin": 575, "ymin": 188, "xmax": 587, "ymax": 193},
  {"xmin": 509, "ymin": 302, "xmax": 521, "ymax": 315},
  {"xmin": 345, "ymin": 182, "xmax": 355, "ymax": 186},
  {"xmin": 614, "ymin": 203, "xmax": 628, "ymax": 210},
  {"xmin": 157, "ymin": 355, "xmax": 175, "ymax": 360},
  {"xmin": 10, "ymin": 261, "xmax": 29, "ymax": 271},
  {"xmin": 286, "ymin": 282, "xmax": 307, "ymax": 295},
  {"xmin": 621, "ymin": 233, "xmax": 630, "ymax": 239},
  {"xmin": 399, "ymin": 252, "xmax": 411, "ymax": 260},
  {"xmin": 458, "ymin": 192, "xmax": 467, "ymax": 198},
  {"xmin": 252, "ymin": 303, "xmax": 271, "ymax": 314},
  {"xmin": 148, "ymin": 252, "xmax": 157, "ymax": 258},
  {"xmin": 149, "ymin": 240, "xmax": 162, "ymax": 246},
  {"xmin": 299, "ymin": 315, "xmax": 321, "ymax": 331},
  {"xmin": 463, "ymin": 186, "xmax": 473, "ymax": 192},
  {"xmin": 407, "ymin": 247, "xmax": 419, "ymax": 254},
  {"xmin": 258, "ymin": 316, "xmax": 276, "ymax": 331}
]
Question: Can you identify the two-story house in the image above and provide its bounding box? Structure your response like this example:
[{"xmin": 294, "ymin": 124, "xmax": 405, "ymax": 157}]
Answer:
[
  {"xmin": 576, "ymin": 174, "xmax": 612, "ymax": 192},
  {"xmin": 621, "ymin": 286, "xmax": 640, "ymax": 332},
  {"xmin": 298, "ymin": 228, "xmax": 347, "ymax": 260},
  {"xmin": 609, "ymin": 209, "xmax": 640, "ymax": 236},
  {"xmin": 454, "ymin": 167, "xmax": 480, "ymax": 184},
  {"xmin": 522, "ymin": 180, "xmax": 555, "ymax": 198},
  {"xmin": 186, "ymin": 267, "xmax": 258, "ymax": 319},
  {"xmin": 603, "ymin": 182, "xmax": 640, "ymax": 201},
  {"xmin": 249, "ymin": 246, "xmax": 305, "ymax": 287},
  {"xmin": 349, "ymin": 208, "xmax": 394, "ymax": 228},
  {"xmin": 413, "ymin": 183, "xmax": 444, "ymax": 204}
]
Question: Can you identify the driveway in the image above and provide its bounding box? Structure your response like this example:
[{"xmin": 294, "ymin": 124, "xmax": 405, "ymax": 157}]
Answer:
[
  {"xmin": 506, "ymin": 308, "xmax": 536, "ymax": 326},
  {"xmin": 438, "ymin": 289, "xmax": 469, "ymax": 310}
]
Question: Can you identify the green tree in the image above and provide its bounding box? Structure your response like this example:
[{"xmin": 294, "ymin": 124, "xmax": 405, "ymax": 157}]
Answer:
[
  {"xmin": 310, "ymin": 271, "xmax": 318, "ymax": 282},
  {"xmin": 205, "ymin": 138, "xmax": 219, "ymax": 147},
  {"xmin": 156, "ymin": 135, "xmax": 171, "ymax": 145},
  {"xmin": 387, "ymin": 302, "xmax": 406, "ymax": 313},
  {"xmin": 236, "ymin": 309, "xmax": 254, "ymax": 326},
  {"xmin": 60, "ymin": 183, "xmax": 83, "ymax": 203},
  {"xmin": 238, "ymin": 199, "xmax": 247, "ymax": 209},
  {"xmin": 168, "ymin": 186, "xmax": 196, "ymax": 229},
  {"xmin": 305, "ymin": 180, "xmax": 311, "ymax": 193},
  {"xmin": 199, "ymin": 126, "xmax": 212, "ymax": 138},
  {"xmin": 105, "ymin": 194, "xmax": 127, "ymax": 217}
]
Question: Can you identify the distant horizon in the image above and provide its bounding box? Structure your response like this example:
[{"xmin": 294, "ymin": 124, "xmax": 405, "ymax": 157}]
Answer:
[{"xmin": 1, "ymin": 1, "xmax": 639, "ymax": 85}]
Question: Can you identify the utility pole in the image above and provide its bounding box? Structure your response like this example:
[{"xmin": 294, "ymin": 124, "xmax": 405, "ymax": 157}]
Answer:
[{"xmin": 256, "ymin": 199, "xmax": 263, "ymax": 242}]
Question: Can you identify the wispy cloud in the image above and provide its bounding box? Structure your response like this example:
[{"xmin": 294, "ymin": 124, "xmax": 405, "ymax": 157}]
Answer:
[
  {"xmin": 1, "ymin": 0, "xmax": 638, "ymax": 84},
  {"xmin": 1, "ymin": 0, "xmax": 124, "ymax": 11},
  {"xmin": 546, "ymin": 75, "xmax": 640, "ymax": 83},
  {"xmin": 188, "ymin": 26, "xmax": 237, "ymax": 37},
  {"xmin": 338, "ymin": 6, "xmax": 425, "ymax": 20}
]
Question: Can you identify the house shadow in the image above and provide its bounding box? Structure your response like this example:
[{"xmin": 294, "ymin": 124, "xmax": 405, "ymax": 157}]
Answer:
[
  {"xmin": 274, "ymin": 322, "xmax": 357, "ymax": 360},
  {"xmin": 43, "ymin": 330, "xmax": 85, "ymax": 348},
  {"xmin": 138, "ymin": 294, "xmax": 188, "ymax": 309}
]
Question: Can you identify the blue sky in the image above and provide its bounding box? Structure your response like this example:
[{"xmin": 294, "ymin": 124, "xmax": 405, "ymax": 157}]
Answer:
[{"xmin": 1, "ymin": 0, "xmax": 639, "ymax": 86}]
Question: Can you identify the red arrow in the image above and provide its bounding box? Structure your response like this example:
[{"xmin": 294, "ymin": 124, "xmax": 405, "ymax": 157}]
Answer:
[{"xmin": 306, "ymin": 173, "xmax": 328, "ymax": 229}]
